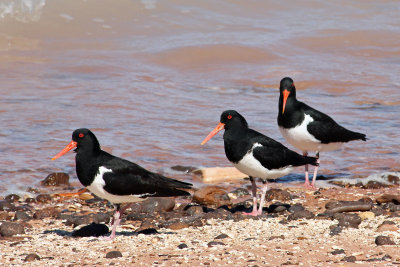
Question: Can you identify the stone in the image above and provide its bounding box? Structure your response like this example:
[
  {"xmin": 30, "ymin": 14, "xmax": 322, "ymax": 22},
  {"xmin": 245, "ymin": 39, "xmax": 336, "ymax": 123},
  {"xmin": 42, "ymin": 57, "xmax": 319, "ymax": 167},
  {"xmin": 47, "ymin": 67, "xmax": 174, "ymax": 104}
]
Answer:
[
  {"xmin": 0, "ymin": 211, "xmax": 11, "ymax": 221},
  {"xmin": 359, "ymin": 211, "xmax": 375, "ymax": 220},
  {"xmin": 288, "ymin": 203, "xmax": 305, "ymax": 213},
  {"xmin": 229, "ymin": 188, "xmax": 250, "ymax": 198},
  {"xmin": 376, "ymin": 194, "xmax": 400, "ymax": 204},
  {"xmin": 24, "ymin": 253, "xmax": 40, "ymax": 262},
  {"xmin": 341, "ymin": 256, "xmax": 356, "ymax": 262},
  {"xmin": 202, "ymin": 208, "xmax": 231, "ymax": 220},
  {"xmin": 264, "ymin": 189, "xmax": 291, "ymax": 202},
  {"xmin": 170, "ymin": 165, "xmax": 196, "ymax": 173},
  {"xmin": 105, "ymin": 251, "xmax": 122, "ymax": 259},
  {"xmin": 267, "ymin": 202, "xmax": 290, "ymax": 213},
  {"xmin": 0, "ymin": 201, "xmax": 16, "ymax": 211},
  {"xmin": 177, "ymin": 243, "xmax": 188, "ymax": 249},
  {"xmin": 376, "ymin": 224, "xmax": 399, "ymax": 232},
  {"xmin": 5, "ymin": 194, "xmax": 20, "ymax": 202},
  {"xmin": 325, "ymin": 200, "xmax": 372, "ymax": 213},
  {"xmin": 130, "ymin": 197, "xmax": 175, "ymax": 214},
  {"xmin": 287, "ymin": 210, "xmax": 314, "ymax": 221},
  {"xmin": 41, "ymin": 172, "xmax": 70, "ymax": 186},
  {"xmin": 375, "ymin": 235, "xmax": 396, "ymax": 245},
  {"xmin": 371, "ymin": 207, "xmax": 386, "ymax": 216},
  {"xmin": 162, "ymin": 215, "xmax": 204, "ymax": 229},
  {"xmin": 35, "ymin": 194, "xmax": 52, "ymax": 203},
  {"xmin": 14, "ymin": 211, "xmax": 31, "ymax": 221},
  {"xmin": 64, "ymin": 215, "xmax": 94, "ymax": 227},
  {"xmin": 387, "ymin": 174, "xmax": 400, "ymax": 185},
  {"xmin": 331, "ymin": 249, "xmax": 345, "ymax": 255},
  {"xmin": 192, "ymin": 186, "xmax": 231, "ymax": 207},
  {"xmin": 93, "ymin": 213, "xmax": 111, "ymax": 224},
  {"xmin": 33, "ymin": 207, "xmax": 60, "ymax": 219},
  {"xmin": 207, "ymin": 241, "xmax": 225, "ymax": 247},
  {"xmin": 215, "ymin": 233, "xmax": 229, "ymax": 239},
  {"xmin": 390, "ymin": 205, "xmax": 400, "ymax": 212},
  {"xmin": 334, "ymin": 213, "xmax": 361, "ymax": 228},
  {"xmin": 0, "ymin": 222, "xmax": 25, "ymax": 237},
  {"xmin": 137, "ymin": 228, "xmax": 159, "ymax": 235},
  {"xmin": 72, "ymin": 223, "xmax": 109, "ymax": 237},
  {"xmin": 329, "ymin": 225, "xmax": 342, "ymax": 236},
  {"xmin": 25, "ymin": 198, "xmax": 36, "ymax": 204},
  {"xmin": 363, "ymin": 181, "xmax": 387, "ymax": 189},
  {"xmin": 185, "ymin": 205, "xmax": 204, "ymax": 216},
  {"xmin": 193, "ymin": 167, "xmax": 246, "ymax": 183}
]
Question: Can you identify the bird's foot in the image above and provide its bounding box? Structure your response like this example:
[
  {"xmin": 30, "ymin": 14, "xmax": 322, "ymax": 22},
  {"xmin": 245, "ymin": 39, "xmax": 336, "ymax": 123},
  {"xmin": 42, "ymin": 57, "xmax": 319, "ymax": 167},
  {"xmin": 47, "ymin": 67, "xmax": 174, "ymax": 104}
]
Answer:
[
  {"xmin": 242, "ymin": 210, "xmax": 261, "ymax": 216},
  {"xmin": 100, "ymin": 234, "xmax": 116, "ymax": 241},
  {"xmin": 303, "ymin": 182, "xmax": 317, "ymax": 190}
]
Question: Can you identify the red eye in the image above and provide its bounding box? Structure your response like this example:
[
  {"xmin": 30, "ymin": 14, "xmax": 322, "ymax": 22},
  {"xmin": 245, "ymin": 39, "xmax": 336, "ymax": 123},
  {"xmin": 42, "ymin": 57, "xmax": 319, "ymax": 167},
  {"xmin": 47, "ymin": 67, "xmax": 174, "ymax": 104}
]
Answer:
[
  {"xmin": 227, "ymin": 115, "xmax": 232, "ymax": 119},
  {"xmin": 79, "ymin": 133, "xmax": 84, "ymax": 138}
]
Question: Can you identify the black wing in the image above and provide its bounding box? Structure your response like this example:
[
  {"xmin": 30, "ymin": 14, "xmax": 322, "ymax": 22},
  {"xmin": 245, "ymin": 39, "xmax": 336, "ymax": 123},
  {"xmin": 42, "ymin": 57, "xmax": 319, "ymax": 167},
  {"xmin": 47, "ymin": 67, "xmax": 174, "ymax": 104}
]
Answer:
[
  {"xmin": 300, "ymin": 102, "xmax": 366, "ymax": 143},
  {"xmin": 100, "ymin": 153, "xmax": 192, "ymax": 197}
]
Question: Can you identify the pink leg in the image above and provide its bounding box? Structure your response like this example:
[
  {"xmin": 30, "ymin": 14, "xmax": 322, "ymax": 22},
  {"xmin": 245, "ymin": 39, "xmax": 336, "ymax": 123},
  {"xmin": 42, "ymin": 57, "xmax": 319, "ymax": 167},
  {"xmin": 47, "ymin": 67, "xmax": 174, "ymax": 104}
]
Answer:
[
  {"xmin": 257, "ymin": 183, "xmax": 269, "ymax": 215},
  {"xmin": 101, "ymin": 210, "xmax": 120, "ymax": 241},
  {"xmin": 310, "ymin": 152, "xmax": 320, "ymax": 189},
  {"xmin": 243, "ymin": 177, "xmax": 259, "ymax": 216},
  {"xmin": 303, "ymin": 152, "xmax": 311, "ymax": 188}
]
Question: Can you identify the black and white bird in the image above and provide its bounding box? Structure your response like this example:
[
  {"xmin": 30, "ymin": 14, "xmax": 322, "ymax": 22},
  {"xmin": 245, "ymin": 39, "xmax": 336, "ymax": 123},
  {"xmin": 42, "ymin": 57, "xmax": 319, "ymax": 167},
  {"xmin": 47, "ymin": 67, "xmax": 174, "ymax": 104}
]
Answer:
[
  {"xmin": 201, "ymin": 110, "xmax": 318, "ymax": 216},
  {"xmin": 277, "ymin": 77, "xmax": 367, "ymax": 188},
  {"xmin": 52, "ymin": 128, "xmax": 192, "ymax": 240}
]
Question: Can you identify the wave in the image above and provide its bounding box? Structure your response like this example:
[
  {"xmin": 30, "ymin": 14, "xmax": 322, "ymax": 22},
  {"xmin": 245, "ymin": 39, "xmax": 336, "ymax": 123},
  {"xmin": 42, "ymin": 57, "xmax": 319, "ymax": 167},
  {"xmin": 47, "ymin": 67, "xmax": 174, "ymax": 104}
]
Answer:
[{"xmin": 0, "ymin": 0, "xmax": 46, "ymax": 22}]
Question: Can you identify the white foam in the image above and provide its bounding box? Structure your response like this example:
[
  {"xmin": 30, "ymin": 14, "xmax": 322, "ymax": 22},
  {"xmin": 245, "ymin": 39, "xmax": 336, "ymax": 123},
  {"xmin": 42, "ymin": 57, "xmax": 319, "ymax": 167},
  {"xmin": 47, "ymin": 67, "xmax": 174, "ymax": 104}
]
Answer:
[{"xmin": 0, "ymin": 0, "xmax": 46, "ymax": 22}]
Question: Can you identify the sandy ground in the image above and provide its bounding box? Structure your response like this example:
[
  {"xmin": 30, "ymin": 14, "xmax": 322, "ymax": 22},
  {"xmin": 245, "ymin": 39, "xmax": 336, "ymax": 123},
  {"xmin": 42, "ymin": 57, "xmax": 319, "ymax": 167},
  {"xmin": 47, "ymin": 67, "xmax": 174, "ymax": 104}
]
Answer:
[{"xmin": 1, "ymin": 186, "xmax": 400, "ymax": 266}]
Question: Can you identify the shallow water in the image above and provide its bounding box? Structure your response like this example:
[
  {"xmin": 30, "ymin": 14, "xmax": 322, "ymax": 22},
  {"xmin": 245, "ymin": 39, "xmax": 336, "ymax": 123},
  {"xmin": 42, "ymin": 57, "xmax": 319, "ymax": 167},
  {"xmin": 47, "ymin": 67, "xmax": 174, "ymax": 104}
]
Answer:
[{"xmin": 0, "ymin": 0, "xmax": 399, "ymax": 195}]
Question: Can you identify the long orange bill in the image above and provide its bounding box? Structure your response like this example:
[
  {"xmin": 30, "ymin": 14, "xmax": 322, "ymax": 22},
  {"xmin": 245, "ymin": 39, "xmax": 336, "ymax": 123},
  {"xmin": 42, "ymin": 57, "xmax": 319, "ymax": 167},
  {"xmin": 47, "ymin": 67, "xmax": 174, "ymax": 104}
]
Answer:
[
  {"xmin": 282, "ymin": 89, "xmax": 290, "ymax": 114},
  {"xmin": 201, "ymin": 122, "xmax": 225, "ymax": 145},
  {"xmin": 52, "ymin": 140, "xmax": 77, "ymax": 160}
]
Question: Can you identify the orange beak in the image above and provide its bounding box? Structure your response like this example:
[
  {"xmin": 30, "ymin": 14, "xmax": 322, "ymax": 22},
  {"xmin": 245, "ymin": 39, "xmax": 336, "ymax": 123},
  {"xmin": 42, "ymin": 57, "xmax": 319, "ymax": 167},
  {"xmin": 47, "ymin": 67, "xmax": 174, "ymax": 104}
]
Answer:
[
  {"xmin": 201, "ymin": 122, "xmax": 225, "ymax": 145},
  {"xmin": 52, "ymin": 140, "xmax": 77, "ymax": 160},
  {"xmin": 282, "ymin": 89, "xmax": 290, "ymax": 114}
]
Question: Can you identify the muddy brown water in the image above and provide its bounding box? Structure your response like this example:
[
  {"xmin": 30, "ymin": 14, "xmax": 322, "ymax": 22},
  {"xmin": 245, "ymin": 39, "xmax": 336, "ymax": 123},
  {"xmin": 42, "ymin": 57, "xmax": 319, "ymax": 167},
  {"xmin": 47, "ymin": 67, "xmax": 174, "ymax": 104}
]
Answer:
[{"xmin": 0, "ymin": 0, "xmax": 399, "ymax": 195}]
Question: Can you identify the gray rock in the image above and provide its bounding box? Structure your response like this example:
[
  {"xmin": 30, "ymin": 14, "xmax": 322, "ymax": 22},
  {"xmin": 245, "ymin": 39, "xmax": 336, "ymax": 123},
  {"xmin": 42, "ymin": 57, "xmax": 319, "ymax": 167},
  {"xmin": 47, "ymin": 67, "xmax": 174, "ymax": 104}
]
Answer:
[
  {"xmin": 0, "ymin": 222, "xmax": 25, "ymax": 237},
  {"xmin": 333, "ymin": 213, "xmax": 361, "ymax": 228},
  {"xmin": 375, "ymin": 235, "xmax": 396, "ymax": 245},
  {"xmin": 105, "ymin": 251, "xmax": 122, "ymax": 258}
]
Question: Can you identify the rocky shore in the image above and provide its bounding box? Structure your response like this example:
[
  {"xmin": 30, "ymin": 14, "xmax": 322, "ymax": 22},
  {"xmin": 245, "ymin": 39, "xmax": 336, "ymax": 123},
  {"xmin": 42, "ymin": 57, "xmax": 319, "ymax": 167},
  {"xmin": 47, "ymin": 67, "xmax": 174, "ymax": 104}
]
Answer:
[{"xmin": 0, "ymin": 172, "xmax": 400, "ymax": 266}]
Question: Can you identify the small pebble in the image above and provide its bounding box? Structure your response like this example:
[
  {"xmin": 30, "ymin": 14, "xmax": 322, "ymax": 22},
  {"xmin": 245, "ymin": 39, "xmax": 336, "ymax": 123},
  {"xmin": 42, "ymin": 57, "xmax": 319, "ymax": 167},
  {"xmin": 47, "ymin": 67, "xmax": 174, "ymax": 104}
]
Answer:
[
  {"xmin": 24, "ymin": 253, "xmax": 40, "ymax": 262},
  {"xmin": 105, "ymin": 251, "xmax": 122, "ymax": 259}
]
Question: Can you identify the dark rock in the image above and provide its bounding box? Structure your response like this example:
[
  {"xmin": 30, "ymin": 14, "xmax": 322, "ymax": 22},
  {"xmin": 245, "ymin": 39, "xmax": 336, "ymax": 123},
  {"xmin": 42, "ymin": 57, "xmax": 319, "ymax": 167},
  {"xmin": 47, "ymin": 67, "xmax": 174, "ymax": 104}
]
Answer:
[
  {"xmin": 137, "ymin": 228, "xmax": 159, "ymax": 235},
  {"xmin": 5, "ymin": 194, "xmax": 20, "ymax": 202},
  {"xmin": 36, "ymin": 194, "xmax": 52, "ymax": 203},
  {"xmin": 267, "ymin": 202, "xmax": 290, "ymax": 213},
  {"xmin": 341, "ymin": 256, "xmax": 356, "ymax": 262},
  {"xmin": 26, "ymin": 187, "xmax": 40, "ymax": 194},
  {"xmin": 288, "ymin": 203, "xmax": 305, "ymax": 213},
  {"xmin": 192, "ymin": 186, "xmax": 231, "ymax": 207},
  {"xmin": 376, "ymin": 194, "xmax": 400, "ymax": 205},
  {"xmin": 382, "ymin": 254, "xmax": 392, "ymax": 261},
  {"xmin": 160, "ymin": 211, "xmax": 183, "ymax": 221},
  {"xmin": 203, "ymin": 208, "xmax": 231, "ymax": 220},
  {"xmin": 105, "ymin": 251, "xmax": 122, "ymax": 259},
  {"xmin": 264, "ymin": 189, "xmax": 291, "ymax": 202},
  {"xmin": 364, "ymin": 181, "xmax": 387, "ymax": 189},
  {"xmin": 375, "ymin": 235, "xmax": 396, "ymax": 245},
  {"xmin": 358, "ymin": 197, "xmax": 374, "ymax": 204},
  {"xmin": 0, "ymin": 201, "xmax": 16, "ymax": 211},
  {"xmin": 380, "ymin": 220, "xmax": 396, "ymax": 226},
  {"xmin": 325, "ymin": 200, "xmax": 372, "ymax": 213},
  {"xmin": 161, "ymin": 215, "xmax": 204, "ymax": 230},
  {"xmin": 136, "ymin": 218, "xmax": 158, "ymax": 232},
  {"xmin": 387, "ymin": 174, "xmax": 400, "ymax": 185},
  {"xmin": 72, "ymin": 223, "xmax": 109, "ymax": 237},
  {"xmin": 25, "ymin": 198, "xmax": 36, "ymax": 204},
  {"xmin": 232, "ymin": 213, "xmax": 246, "ymax": 222},
  {"xmin": 329, "ymin": 225, "xmax": 342, "ymax": 236},
  {"xmin": 64, "ymin": 215, "xmax": 93, "ymax": 227},
  {"xmin": 215, "ymin": 233, "xmax": 229, "ymax": 239},
  {"xmin": 230, "ymin": 188, "xmax": 250, "ymax": 198},
  {"xmin": 331, "ymin": 249, "xmax": 345, "ymax": 255},
  {"xmin": 185, "ymin": 205, "xmax": 204, "ymax": 216},
  {"xmin": 129, "ymin": 197, "xmax": 175, "ymax": 214},
  {"xmin": 333, "ymin": 213, "xmax": 361, "ymax": 228},
  {"xmin": 33, "ymin": 207, "xmax": 60, "ymax": 219},
  {"xmin": 287, "ymin": 210, "xmax": 315, "ymax": 221},
  {"xmin": 171, "ymin": 165, "xmax": 196, "ymax": 173},
  {"xmin": 390, "ymin": 205, "xmax": 400, "ymax": 212},
  {"xmin": 24, "ymin": 253, "xmax": 40, "ymax": 262},
  {"xmin": 177, "ymin": 243, "xmax": 188, "ymax": 249},
  {"xmin": 14, "ymin": 211, "xmax": 31, "ymax": 221},
  {"xmin": 207, "ymin": 241, "xmax": 225, "ymax": 247},
  {"xmin": 0, "ymin": 222, "xmax": 25, "ymax": 237},
  {"xmin": 41, "ymin": 172, "xmax": 70, "ymax": 186},
  {"xmin": 93, "ymin": 213, "xmax": 111, "ymax": 224},
  {"xmin": 126, "ymin": 213, "xmax": 152, "ymax": 222},
  {"xmin": 371, "ymin": 207, "xmax": 387, "ymax": 216}
]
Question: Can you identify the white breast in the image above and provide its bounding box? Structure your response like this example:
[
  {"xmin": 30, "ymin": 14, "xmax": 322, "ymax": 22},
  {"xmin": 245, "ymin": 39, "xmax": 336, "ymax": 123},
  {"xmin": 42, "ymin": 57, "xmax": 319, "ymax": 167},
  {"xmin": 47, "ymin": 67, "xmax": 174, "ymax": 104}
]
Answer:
[
  {"xmin": 86, "ymin": 166, "xmax": 148, "ymax": 204},
  {"xmin": 233, "ymin": 143, "xmax": 293, "ymax": 180},
  {"xmin": 279, "ymin": 114, "xmax": 343, "ymax": 153}
]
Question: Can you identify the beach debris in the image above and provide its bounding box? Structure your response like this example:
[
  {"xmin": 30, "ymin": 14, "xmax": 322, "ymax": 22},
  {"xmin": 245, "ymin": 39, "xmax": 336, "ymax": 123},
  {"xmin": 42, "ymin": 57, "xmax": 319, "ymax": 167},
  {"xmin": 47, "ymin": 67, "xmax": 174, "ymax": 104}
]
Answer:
[{"xmin": 193, "ymin": 167, "xmax": 246, "ymax": 183}]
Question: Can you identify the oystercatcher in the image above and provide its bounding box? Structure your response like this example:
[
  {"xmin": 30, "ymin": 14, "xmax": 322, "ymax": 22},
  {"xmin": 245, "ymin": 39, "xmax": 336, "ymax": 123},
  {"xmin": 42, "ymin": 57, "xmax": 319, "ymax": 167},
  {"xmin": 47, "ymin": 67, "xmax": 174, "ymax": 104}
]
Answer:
[
  {"xmin": 201, "ymin": 110, "xmax": 318, "ymax": 216},
  {"xmin": 277, "ymin": 77, "xmax": 367, "ymax": 188},
  {"xmin": 52, "ymin": 128, "xmax": 192, "ymax": 240}
]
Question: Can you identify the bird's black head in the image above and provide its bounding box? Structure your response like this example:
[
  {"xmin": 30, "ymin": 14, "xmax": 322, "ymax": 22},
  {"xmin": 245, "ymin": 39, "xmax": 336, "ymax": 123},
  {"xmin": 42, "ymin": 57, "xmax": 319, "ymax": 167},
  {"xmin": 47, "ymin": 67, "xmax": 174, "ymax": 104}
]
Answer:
[
  {"xmin": 219, "ymin": 110, "xmax": 248, "ymax": 130},
  {"xmin": 279, "ymin": 77, "xmax": 296, "ymax": 114},
  {"xmin": 52, "ymin": 128, "xmax": 100, "ymax": 160},
  {"xmin": 201, "ymin": 110, "xmax": 248, "ymax": 145}
]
